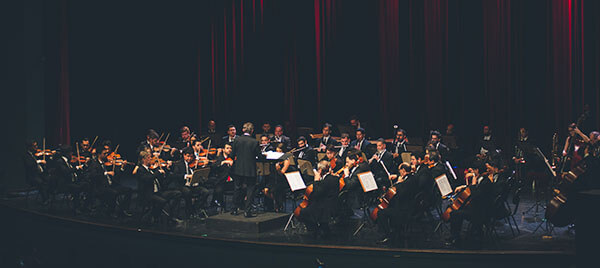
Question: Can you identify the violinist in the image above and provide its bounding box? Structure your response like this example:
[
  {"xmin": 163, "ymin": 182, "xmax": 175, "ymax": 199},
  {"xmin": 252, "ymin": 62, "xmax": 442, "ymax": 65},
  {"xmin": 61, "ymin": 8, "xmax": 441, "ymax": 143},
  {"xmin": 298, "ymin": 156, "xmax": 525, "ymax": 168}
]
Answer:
[
  {"xmin": 296, "ymin": 160, "xmax": 340, "ymax": 238},
  {"xmin": 208, "ymin": 143, "xmax": 234, "ymax": 209},
  {"xmin": 191, "ymin": 139, "xmax": 206, "ymax": 160},
  {"xmin": 136, "ymin": 150, "xmax": 182, "ymax": 223},
  {"xmin": 376, "ymin": 163, "xmax": 418, "ymax": 244},
  {"xmin": 173, "ymin": 126, "xmax": 193, "ymax": 150},
  {"xmin": 446, "ymin": 160, "xmax": 498, "ymax": 247},
  {"xmin": 263, "ymin": 143, "xmax": 296, "ymax": 212},
  {"xmin": 169, "ymin": 147, "xmax": 210, "ymax": 218},
  {"xmin": 137, "ymin": 129, "xmax": 160, "ymax": 155},
  {"xmin": 53, "ymin": 145, "xmax": 89, "ymax": 213},
  {"xmin": 341, "ymin": 149, "xmax": 370, "ymax": 218},
  {"xmin": 202, "ymin": 120, "xmax": 221, "ymax": 148},
  {"xmin": 337, "ymin": 133, "xmax": 351, "ymax": 162},
  {"xmin": 271, "ymin": 125, "xmax": 291, "ymax": 151},
  {"xmin": 325, "ymin": 145, "xmax": 344, "ymax": 174},
  {"xmin": 315, "ymin": 123, "xmax": 340, "ymax": 152},
  {"xmin": 86, "ymin": 145, "xmax": 133, "ymax": 217},
  {"xmin": 23, "ymin": 140, "xmax": 51, "ymax": 204},
  {"xmin": 79, "ymin": 137, "xmax": 92, "ymax": 158}
]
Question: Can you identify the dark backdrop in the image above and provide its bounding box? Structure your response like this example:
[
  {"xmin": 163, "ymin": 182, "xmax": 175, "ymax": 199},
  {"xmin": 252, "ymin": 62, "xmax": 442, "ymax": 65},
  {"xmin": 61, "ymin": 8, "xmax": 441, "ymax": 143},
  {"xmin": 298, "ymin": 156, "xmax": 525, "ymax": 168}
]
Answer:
[{"xmin": 37, "ymin": 0, "xmax": 600, "ymax": 161}]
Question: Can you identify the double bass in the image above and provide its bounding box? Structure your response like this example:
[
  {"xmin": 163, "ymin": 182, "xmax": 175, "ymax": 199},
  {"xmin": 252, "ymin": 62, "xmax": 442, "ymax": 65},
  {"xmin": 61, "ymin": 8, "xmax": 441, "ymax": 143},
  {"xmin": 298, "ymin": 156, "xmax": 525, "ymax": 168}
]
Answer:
[{"xmin": 545, "ymin": 160, "xmax": 587, "ymax": 227}]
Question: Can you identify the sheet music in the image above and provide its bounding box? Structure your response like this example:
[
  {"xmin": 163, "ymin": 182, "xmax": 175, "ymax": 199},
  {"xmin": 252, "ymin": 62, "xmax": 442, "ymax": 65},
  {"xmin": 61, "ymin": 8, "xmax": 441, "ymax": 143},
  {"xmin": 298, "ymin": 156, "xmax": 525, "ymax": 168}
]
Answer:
[
  {"xmin": 435, "ymin": 174, "xmax": 453, "ymax": 197},
  {"xmin": 357, "ymin": 172, "xmax": 378, "ymax": 192},
  {"xmin": 264, "ymin": 151, "xmax": 285, "ymax": 160},
  {"xmin": 284, "ymin": 171, "xmax": 307, "ymax": 192}
]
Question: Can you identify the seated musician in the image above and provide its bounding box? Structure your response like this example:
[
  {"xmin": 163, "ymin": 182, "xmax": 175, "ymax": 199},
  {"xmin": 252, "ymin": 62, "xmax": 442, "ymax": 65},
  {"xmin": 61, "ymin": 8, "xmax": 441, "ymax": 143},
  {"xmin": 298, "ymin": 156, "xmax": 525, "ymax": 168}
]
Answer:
[
  {"xmin": 315, "ymin": 123, "xmax": 340, "ymax": 153},
  {"xmin": 350, "ymin": 128, "xmax": 370, "ymax": 157},
  {"xmin": 173, "ymin": 126, "xmax": 193, "ymax": 150},
  {"xmin": 221, "ymin": 124, "xmax": 239, "ymax": 147},
  {"xmin": 79, "ymin": 137, "xmax": 93, "ymax": 158},
  {"xmin": 23, "ymin": 140, "xmax": 51, "ymax": 204},
  {"xmin": 337, "ymin": 133, "xmax": 351, "ymax": 163},
  {"xmin": 391, "ymin": 129, "xmax": 408, "ymax": 167},
  {"xmin": 428, "ymin": 131, "xmax": 449, "ymax": 160},
  {"xmin": 202, "ymin": 120, "xmax": 221, "ymax": 148},
  {"xmin": 340, "ymin": 148, "xmax": 371, "ymax": 218},
  {"xmin": 53, "ymin": 145, "xmax": 89, "ymax": 214},
  {"xmin": 259, "ymin": 135, "xmax": 274, "ymax": 153},
  {"xmin": 136, "ymin": 150, "xmax": 182, "ymax": 223},
  {"xmin": 263, "ymin": 143, "xmax": 296, "ymax": 212},
  {"xmin": 368, "ymin": 139, "xmax": 396, "ymax": 188},
  {"xmin": 169, "ymin": 147, "xmax": 210, "ymax": 219},
  {"xmin": 208, "ymin": 143, "xmax": 234, "ymax": 209},
  {"xmin": 271, "ymin": 125, "xmax": 292, "ymax": 151},
  {"xmin": 191, "ymin": 139, "xmax": 207, "ymax": 160},
  {"xmin": 446, "ymin": 159, "xmax": 500, "ymax": 247},
  {"xmin": 260, "ymin": 122, "xmax": 274, "ymax": 139},
  {"xmin": 137, "ymin": 129, "xmax": 160, "ymax": 155},
  {"xmin": 297, "ymin": 160, "xmax": 340, "ymax": 238},
  {"xmin": 294, "ymin": 136, "xmax": 317, "ymax": 167},
  {"xmin": 325, "ymin": 145, "xmax": 344, "ymax": 174},
  {"xmin": 376, "ymin": 163, "xmax": 418, "ymax": 244},
  {"xmin": 86, "ymin": 145, "xmax": 133, "ymax": 217}
]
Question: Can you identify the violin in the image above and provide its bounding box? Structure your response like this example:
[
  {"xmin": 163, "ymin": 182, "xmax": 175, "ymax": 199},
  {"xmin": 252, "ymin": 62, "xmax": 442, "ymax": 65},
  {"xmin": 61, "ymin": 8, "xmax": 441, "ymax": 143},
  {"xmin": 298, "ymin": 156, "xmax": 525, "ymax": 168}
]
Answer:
[
  {"xmin": 104, "ymin": 159, "xmax": 135, "ymax": 167},
  {"xmin": 35, "ymin": 149, "xmax": 56, "ymax": 157},
  {"xmin": 198, "ymin": 148, "xmax": 217, "ymax": 157},
  {"xmin": 70, "ymin": 155, "xmax": 87, "ymax": 164},
  {"xmin": 189, "ymin": 157, "xmax": 218, "ymax": 169}
]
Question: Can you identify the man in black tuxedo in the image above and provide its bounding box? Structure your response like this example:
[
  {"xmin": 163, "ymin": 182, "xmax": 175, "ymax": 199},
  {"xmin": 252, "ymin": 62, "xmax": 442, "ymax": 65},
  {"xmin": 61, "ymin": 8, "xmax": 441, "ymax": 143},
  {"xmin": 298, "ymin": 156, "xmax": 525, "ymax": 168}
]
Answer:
[
  {"xmin": 52, "ymin": 145, "xmax": 89, "ymax": 213},
  {"xmin": 202, "ymin": 120, "xmax": 221, "ymax": 148},
  {"xmin": 136, "ymin": 150, "xmax": 182, "ymax": 223},
  {"xmin": 209, "ymin": 143, "xmax": 234, "ymax": 208},
  {"xmin": 341, "ymin": 149, "xmax": 371, "ymax": 217},
  {"xmin": 137, "ymin": 129, "xmax": 160, "ymax": 155},
  {"xmin": 315, "ymin": 123, "xmax": 340, "ymax": 153},
  {"xmin": 376, "ymin": 163, "xmax": 419, "ymax": 244},
  {"xmin": 169, "ymin": 147, "xmax": 210, "ymax": 218},
  {"xmin": 271, "ymin": 125, "xmax": 291, "ymax": 151},
  {"xmin": 231, "ymin": 122, "xmax": 261, "ymax": 217},
  {"xmin": 428, "ymin": 130, "xmax": 449, "ymax": 160},
  {"xmin": 86, "ymin": 146, "xmax": 133, "ymax": 217},
  {"xmin": 23, "ymin": 140, "xmax": 51, "ymax": 203},
  {"xmin": 221, "ymin": 124, "xmax": 239, "ymax": 147},
  {"xmin": 391, "ymin": 129, "xmax": 409, "ymax": 167},
  {"xmin": 369, "ymin": 139, "xmax": 396, "ymax": 188},
  {"xmin": 260, "ymin": 122, "xmax": 274, "ymax": 139},
  {"xmin": 350, "ymin": 128, "xmax": 370, "ymax": 157},
  {"xmin": 295, "ymin": 136, "xmax": 317, "ymax": 167},
  {"xmin": 336, "ymin": 133, "xmax": 351, "ymax": 164}
]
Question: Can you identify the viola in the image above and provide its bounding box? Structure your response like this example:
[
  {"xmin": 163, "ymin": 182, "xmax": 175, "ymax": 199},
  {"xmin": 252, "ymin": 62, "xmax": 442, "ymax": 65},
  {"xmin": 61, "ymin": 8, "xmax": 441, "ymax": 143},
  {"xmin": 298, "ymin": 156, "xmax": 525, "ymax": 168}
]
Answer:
[
  {"xmin": 370, "ymin": 185, "xmax": 398, "ymax": 221},
  {"xmin": 35, "ymin": 149, "xmax": 55, "ymax": 157}
]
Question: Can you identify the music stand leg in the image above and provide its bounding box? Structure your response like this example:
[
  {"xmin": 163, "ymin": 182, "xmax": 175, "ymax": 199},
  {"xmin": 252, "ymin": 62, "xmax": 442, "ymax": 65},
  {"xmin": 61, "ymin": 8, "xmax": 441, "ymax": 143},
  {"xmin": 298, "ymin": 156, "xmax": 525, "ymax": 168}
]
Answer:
[{"xmin": 284, "ymin": 213, "xmax": 295, "ymax": 231}]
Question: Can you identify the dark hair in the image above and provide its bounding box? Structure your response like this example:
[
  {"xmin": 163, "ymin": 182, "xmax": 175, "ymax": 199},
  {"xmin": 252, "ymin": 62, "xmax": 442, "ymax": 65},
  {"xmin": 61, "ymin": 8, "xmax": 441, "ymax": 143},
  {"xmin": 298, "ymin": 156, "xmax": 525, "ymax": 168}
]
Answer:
[
  {"xmin": 430, "ymin": 130, "xmax": 441, "ymax": 137},
  {"xmin": 102, "ymin": 140, "xmax": 113, "ymax": 150},
  {"xmin": 347, "ymin": 148, "xmax": 361, "ymax": 161},
  {"xmin": 227, "ymin": 124, "xmax": 236, "ymax": 130},
  {"xmin": 223, "ymin": 142, "xmax": 233, "ymax": 148},
  {"xmin": 274, "ymin": 124, "xmax": 283, "ymax": 130},
  {"xmin": 180, "ymin": 126, "xmax": 190, "ymax": 134},
  {"xmin": 260, "ymin": 135, "xmax": 269, "ymax": 140},
  {"xmin": 356, "ymin": 128, "xmax": 365, "ymax": 134},
  {"xmin": 326, "ymin": 144, "xmax": 338, "ymax": 153},
  {"xmin": 341, "ymin": 133, "xmax": 350, "ymax": 139},
  {"xmin": 397, "ymin": 129, "xmax": 406, "ymax": 136},
  {"xmin": 428, "ymin": 150, "xmax": 440, "ymax": 162},
  {"xmin": 276, "ymin": 143, "xmax": 287, "ymax": 152},
  {"xmin": 411, "ymin": 151, "xmax": 424, "ymax": 160},
  {"xmin": 323, "ymin": 123, "xmax": 333, "ymax": 130},
  {"xmin": 147, "ymin": 129, "xmax": 159, "ymax": 139},
  {"xmin": 297, "ymin": 136, "xmax": 307, "ymax": 143},
  {"xmin": 182, "ymin": 147, "xmax": 194, "ymax": 155},
  {"xmin": 399, "ymin": 163, "xmax": 412, "ymax": 173},
  {"xmin": 82, "ymin": 137, "xmax": 90, "ymax": 142}
]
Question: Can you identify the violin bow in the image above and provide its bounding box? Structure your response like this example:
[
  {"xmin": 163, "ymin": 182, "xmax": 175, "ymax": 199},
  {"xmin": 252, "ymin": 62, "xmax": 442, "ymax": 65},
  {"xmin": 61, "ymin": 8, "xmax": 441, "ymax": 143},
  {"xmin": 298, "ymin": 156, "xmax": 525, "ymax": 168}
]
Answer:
[
  {"xmin": 89, "ymin": 136, "xmax": 99, "ymax": 151},
  {"xmin": 112, "ymin": 144, "xmax": 120, "ymax": 172},
  {"xmin": 42, "ymin": 137, "xmax": 46, "ymax": 162},
  {"xmin": 76, "ymin": 142, "xmax": 82, "ymax": 166}
]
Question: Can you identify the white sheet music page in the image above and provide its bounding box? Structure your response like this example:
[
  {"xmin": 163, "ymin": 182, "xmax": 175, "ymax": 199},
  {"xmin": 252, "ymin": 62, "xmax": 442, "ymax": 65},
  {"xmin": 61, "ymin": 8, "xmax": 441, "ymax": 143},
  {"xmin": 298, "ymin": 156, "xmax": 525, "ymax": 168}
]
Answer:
[
  {"xmin": 435, "ymin": 174, "xmax": 453, "ymax": 197},
  {"xmin": 357, "ymin": 171, "xmax": 378, "ymax": 192},
  {"xmin": 285, "ymin": 171, "xmax": 307, "ymax": 192},
  {"xmin": 264, "ymin": 151, "xmax": 285, "ymax": 160}
]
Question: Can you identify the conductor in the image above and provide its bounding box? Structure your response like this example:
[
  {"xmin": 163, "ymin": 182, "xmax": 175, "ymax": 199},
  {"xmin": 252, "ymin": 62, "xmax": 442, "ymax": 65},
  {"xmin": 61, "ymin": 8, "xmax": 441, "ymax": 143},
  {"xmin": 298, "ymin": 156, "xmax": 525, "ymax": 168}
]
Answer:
[{"xmin": 231, "ymin": 122, "xmax": 261, "ymax": 217}]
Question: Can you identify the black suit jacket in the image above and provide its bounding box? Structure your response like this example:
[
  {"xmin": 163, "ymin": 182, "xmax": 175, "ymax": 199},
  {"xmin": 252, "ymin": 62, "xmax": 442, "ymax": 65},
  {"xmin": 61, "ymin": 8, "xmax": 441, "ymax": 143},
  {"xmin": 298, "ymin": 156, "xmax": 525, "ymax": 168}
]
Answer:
[
  {"xmin": 136, "ymin": 164, "xmax": 165, "ymax": 198},
  {"xmin": 370, "ymin": 150, "xmax": 396, "ymax": 178},
  {"xmin": 169, "ymin": 159, "xmax": 193, "ymax": 187},
  {"xmin": 221, "ymin": 135, "xmax": 239, "ymax": 148},
  {"xmin": 350, "ymin": 139, "xmax": 370, "ymax": 154},
  {"xmin": 209, "ymin": 155, "xmax": 232, "ymax": 183},
  {"xmin": 271, "ymin": 135, "xmax": 292, "ymax": 151},
  {"xmin": 314, "ymin": 136, "xmax": 340, "ymax": 148},
  {"xmin": 231, "ymin": 134, "xmax": 260, "ymax": 177},
  {"xmin": 23, "ymin": 151, "xmax": 44, "ymax": 183},
  {"xmin": 295, "ymin": 146, "xmax": 317, "ymax": 166}
]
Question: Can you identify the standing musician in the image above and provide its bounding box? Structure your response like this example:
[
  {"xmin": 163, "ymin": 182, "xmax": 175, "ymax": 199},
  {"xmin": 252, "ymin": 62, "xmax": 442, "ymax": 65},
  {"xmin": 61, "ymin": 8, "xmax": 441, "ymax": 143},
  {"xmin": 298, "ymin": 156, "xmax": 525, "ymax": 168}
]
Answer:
[
  {"xmin": 446, "ymin": 159, "xmax": 500, "ymax": 247},
  {"xmin": 23, "ymin": 140, "xmax": 51, "ymax": 204},
  {"xmin": 271, "ymin": 125, "xmax": 292, "ymax": 151},
  {"xmin": 391, "ymin": 129, "xmax": 409, "ymax": 166},
  {"xmin": 350, "ymin": 128, "xmax": 370, "ymax": 158},
  {"xmin": 169, "ymin": 147, "xmax": 210, "ymax": 218},
  {"xmin": 296, "ymin": 160, "xmax": 340, "ymax": 238},
  {"xmin": 230, "ymin": 122, "xmax": 261, "ymax": 217},
  {"xmin": 369, "ymin": 139, "xmax": 396, "ymax": 188},
  {"xmin": 294, "ymin": 136, "xmax": 317, "ymax": 167},
  {"xmin": 222, "ymin": 124, "xmax": 239, "ymax": 147},
  {"xmin": 208, "ymin": 143, "xmax": 234, "ymax": 208},
  {"xmin": 136, "ymin": 150, "xmax": 182, "ymax": 223},
  {"xmin": 477, "ymin": 125, "xmax": 497, "ymax": 157},
  {"xmin": 315, "ymin": 123, "xmax": 340, "ymax": 152},
  {"xmin": 562, "ymin": 123, "xmax": 590, "ymax": 171},
  {"xmin": 86, "ymin": 145, "xmax": 133, "ymax": 217},
  {"xmin": 376, "ymin": 163, "xmax": 418, "ymax": 244}
]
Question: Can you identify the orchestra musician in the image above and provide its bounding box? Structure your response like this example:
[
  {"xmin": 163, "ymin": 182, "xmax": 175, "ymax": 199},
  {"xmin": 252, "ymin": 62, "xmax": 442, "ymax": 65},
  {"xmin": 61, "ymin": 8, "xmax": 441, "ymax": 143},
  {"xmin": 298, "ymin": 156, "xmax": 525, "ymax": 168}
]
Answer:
[
  {"xmin": 376, "ymin": 163, "xmax": 418, "ymax": 244},
  {"xmin": 260, "ymin": 122, "xmax": 274, "ymax": 139},
  {"xmin": 208, "ymin": 143, "xmax": 234, "ymax": 209},
  {"xmin": 52, "ymin": 144, "xmax": 89, "ymax": 214},
  {"xmin": 222, "ymin": 124, "xmax": 239, "ymax": 147},
  {"xmin": 350, "ymin": 128, "xmax": 370, "ymax": 157},
  {"xmin": 428, "ymin": 130, "xmax": 449, "ymax": 159},
  {"xmin": 337, "ymin": 133, "xmax": 351, "ymax": 162},
  {"xmin": 325, "ymin": 145, "xmax": 344, "ymax": 174},
  {"xmin": 477, "ymin": 125, "xmax": 497, "ymax": 157},
  {"xmin": 315, "ymin": 123, "xmax": 340, "ymax": 152},
  {"xmin": 562, "ymin": 123, "xmax": 591, "ymax": 171},
  {"xmin": 202, "ymin": 120, "xmax": 221, "ymax": 148},
  {"xmin": 264, "ymin": 143, "xmax": 296, "ymax": 212},
  {"xmin": 341, "ymin": 149, "xmax": 371, "ymax": 218},
  {"xmin": 391, "ymin": 128, "xmax": 408, "ymax": 167},
  {"xmin": 369, "ymin": 139, "xmax": 396, "ymax": 188},
  {"xmin": 172, "ymin": 126, "xmax": 194, "ymax": 152},
  {"xmin": 137, "ymin": 129, "xmax": 160, "ymax": 155},
  {"xmin": 169, "ymin": 147, "xmax": 210, "ymax": 219},
  {"xmin": 296, "ymin": 160, "xmax": 340, "ymax": 238},
  {"xmin": 23, "ymin": 140, "xmax": 51, "ymax": 204},
  {"xmin": 271, "ymin": 125, "xmax": 292, "ymax": 151},
  {"xmin": 86, "ymin": 145, "xmax": 133, "ymax": 218},
  {"xmin": 294, "ymin": 136, "xmax": 317, "ymax": 167},
  {"xmin": 136, "ymin": 150, "xmax": 182, "ymax": 223},
  {"xmin": 230, "ymin": 122, "xmax": 261, "ymax": 217},
  {"xmin": 259, "ymin": 135, "xmax": 274, "ymax": 153}
]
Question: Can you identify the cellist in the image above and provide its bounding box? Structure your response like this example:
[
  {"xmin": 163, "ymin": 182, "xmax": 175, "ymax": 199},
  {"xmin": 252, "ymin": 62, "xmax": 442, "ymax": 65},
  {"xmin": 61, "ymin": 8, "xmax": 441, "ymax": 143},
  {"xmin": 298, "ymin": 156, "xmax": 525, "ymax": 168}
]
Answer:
[{"xmin": 296, "ymin": 160, "xmax": 340, "ymax": 238}]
